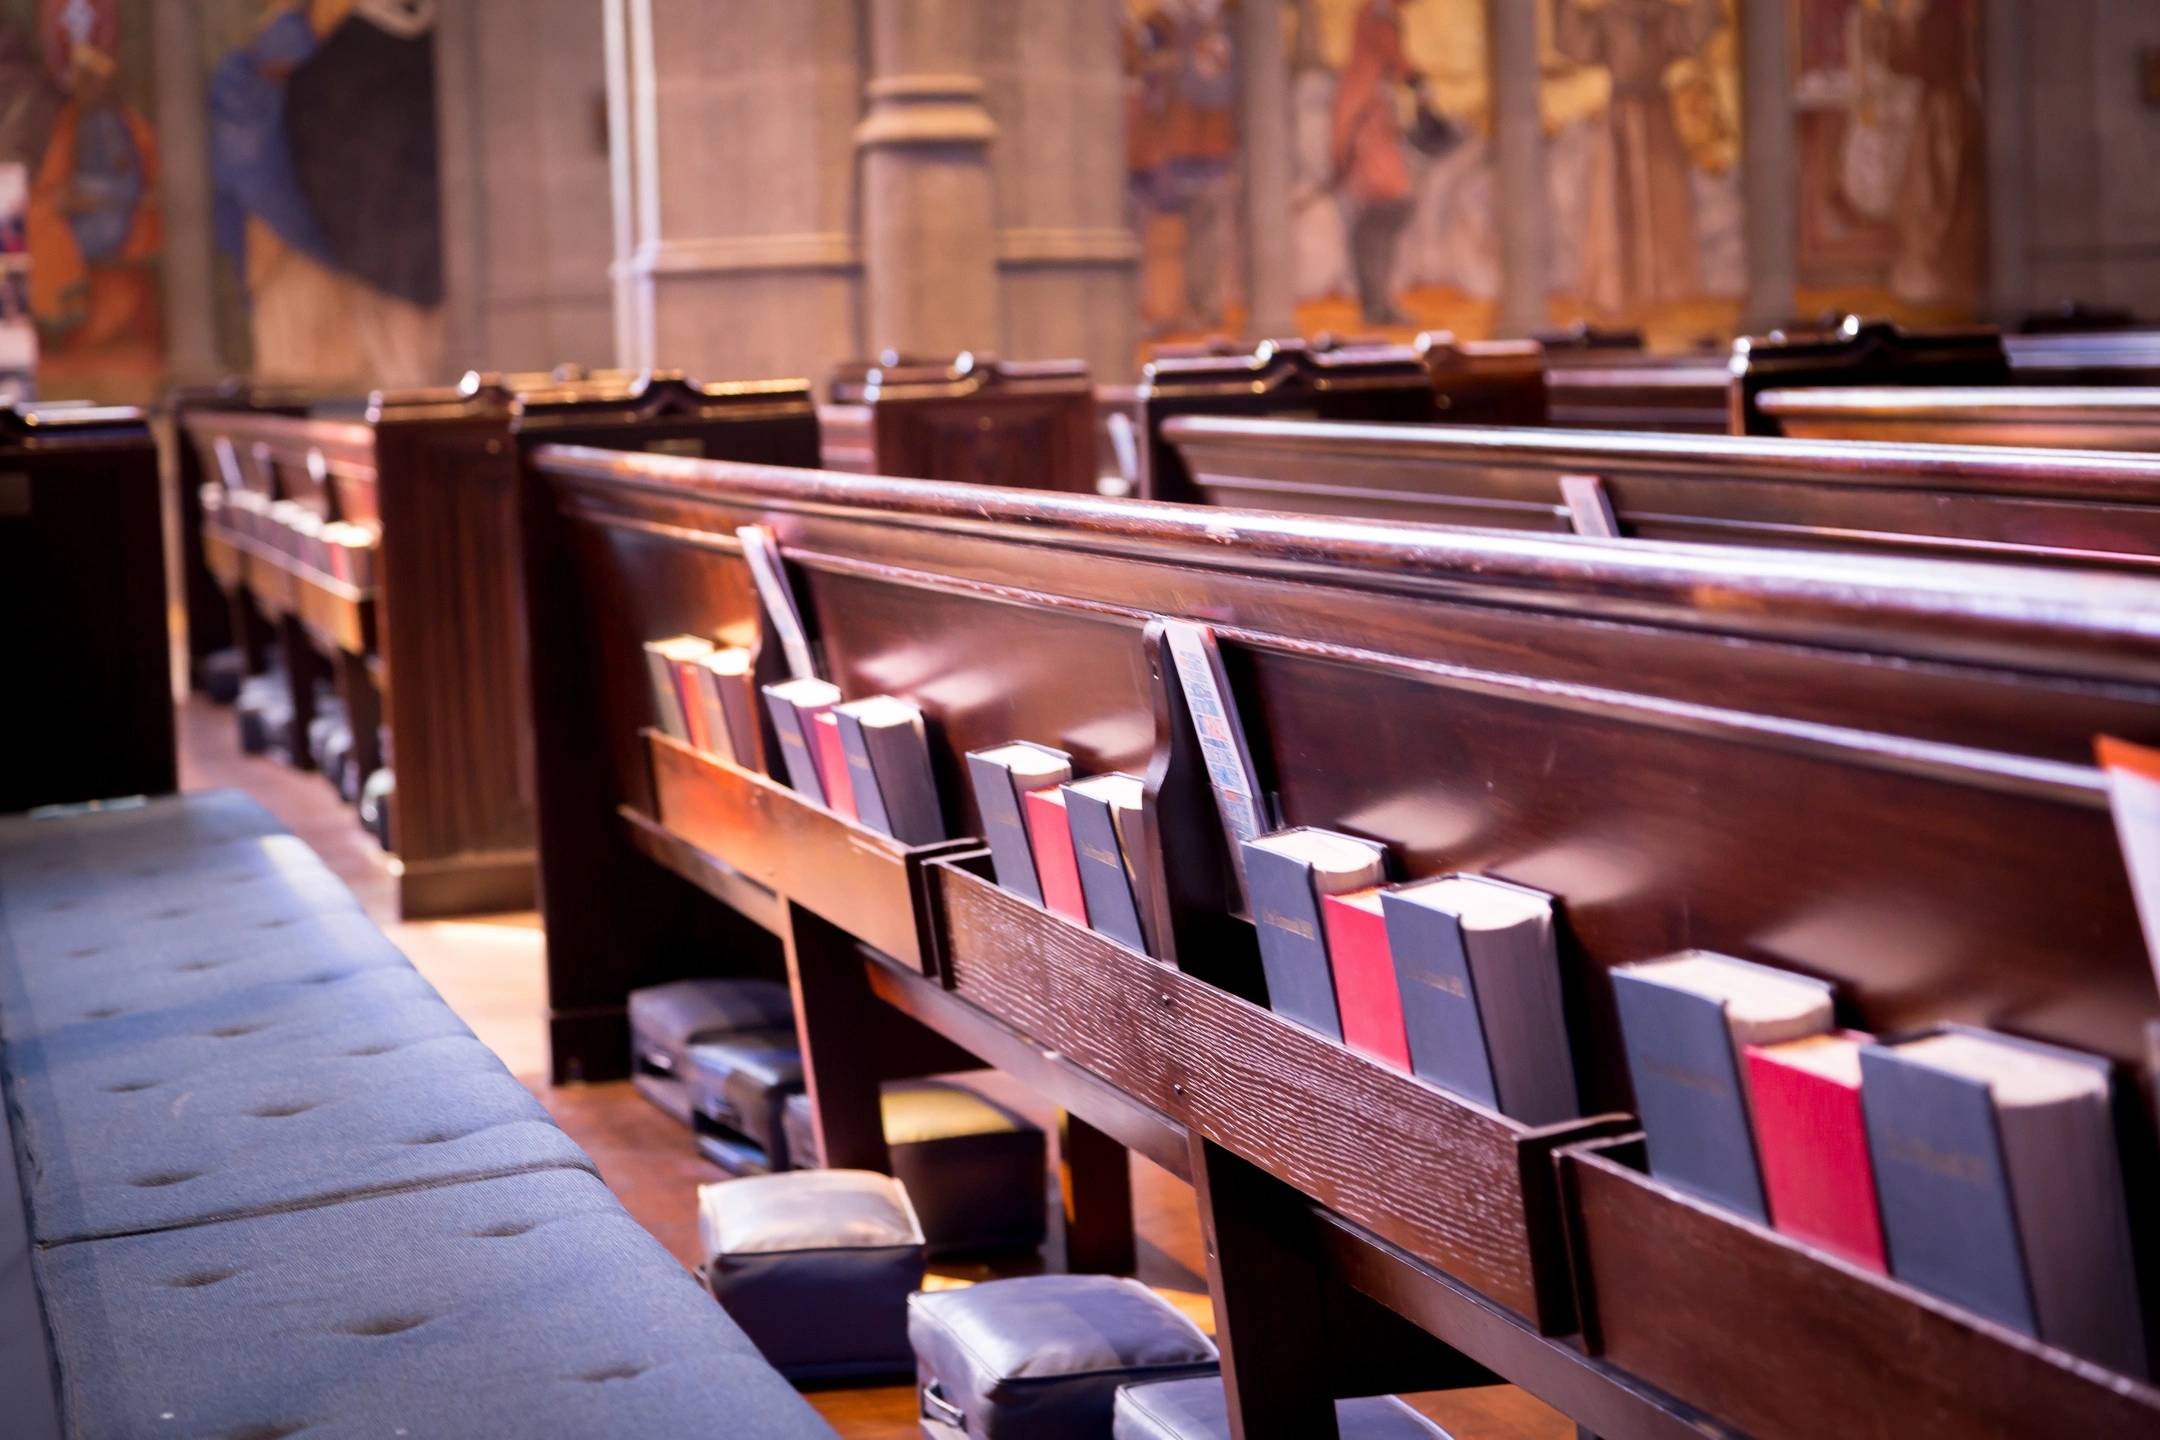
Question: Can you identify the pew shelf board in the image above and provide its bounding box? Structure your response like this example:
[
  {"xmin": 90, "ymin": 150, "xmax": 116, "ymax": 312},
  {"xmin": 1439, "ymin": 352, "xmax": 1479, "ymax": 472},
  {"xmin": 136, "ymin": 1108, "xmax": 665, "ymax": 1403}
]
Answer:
[
  {"xmin": 928, "ymin": 855, "xmax": 1629, "ymax": 1333},
  {"xmin": 1559, "ymin": 1135, "xmax": 2160, "ymax": 1440},
  {"xmin": 644, "ymin": 730, "xmax": 976, "ymax": 974}
]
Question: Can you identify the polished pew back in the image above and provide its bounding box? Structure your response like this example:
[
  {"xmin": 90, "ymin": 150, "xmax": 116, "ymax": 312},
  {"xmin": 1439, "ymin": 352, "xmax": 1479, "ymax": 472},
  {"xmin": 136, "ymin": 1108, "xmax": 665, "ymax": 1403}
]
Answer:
[
  {"xmin": 1137, "ymin": 335, "xmax": 1546, "ymax": 503},
  {"xmin": 1163, "ymin": 415, "xmax": 2160, "ymax": 572},
  {"xmin": 523, "ymin": 446, "xmax": 2160, "ymax": 1081}
]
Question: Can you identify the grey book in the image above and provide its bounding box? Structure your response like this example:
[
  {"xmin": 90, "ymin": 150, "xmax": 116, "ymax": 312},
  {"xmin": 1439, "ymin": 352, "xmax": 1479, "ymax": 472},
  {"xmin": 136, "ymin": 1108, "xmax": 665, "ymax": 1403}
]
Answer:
[
  {"xmin": 963, "ymin": 741, "xmax": 1071, "ymax": 905},
  {"xmin": 1062, "ymin": 774, "xmax": 1152, "ymax": 955},
  {"xmin": 1241, "ymin": 828, "xmax": 1389, "ymax": 1041},
  {"xmin": 1381, "ymin": 874, "xmax": 1579, "ymax": 1125},
  {"xmin": 643, "ymin": 635, "xmax": 709, "ymax": 742},
  {"xmin": 1861, "ymin": 1027, "xmax": 2148, "ymax": 1377},
  {"xmin": 700, "ymin": 646, "xmax": 762, "ymax": 771},
  {"xmin": 835, "ymin": 697, "xmax": 946, "ymax": 845},
  {"xmin": 1611, "ymin": 952, "xmax": 1834, "ymax": 1222},
  {"xmin": 760, "ymin": 678, "xmax": 839, "ymax": 803}
]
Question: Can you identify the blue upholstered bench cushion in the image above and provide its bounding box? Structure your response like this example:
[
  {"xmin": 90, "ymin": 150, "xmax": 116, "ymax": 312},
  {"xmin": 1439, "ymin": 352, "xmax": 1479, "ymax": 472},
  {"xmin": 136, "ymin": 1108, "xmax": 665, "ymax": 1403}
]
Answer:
[
  {"xmin": 4, "ymin": 964, "xmax": 592, "ymax": 1244},
  {"xmin": 37, "ymin": 1166, "xmax": 836, "ymax": 1440}
]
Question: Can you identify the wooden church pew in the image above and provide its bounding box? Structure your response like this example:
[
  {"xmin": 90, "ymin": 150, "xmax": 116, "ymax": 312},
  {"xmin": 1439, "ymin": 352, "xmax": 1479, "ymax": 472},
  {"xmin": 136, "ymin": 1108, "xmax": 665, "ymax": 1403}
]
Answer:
[
  {"xmin": 183, "ymin": 372, "xmax": 821, "ymax": 917},
  {"xmin": 518, "ymin": 442, "xmax": 2160, "ymax": 1440},
  {"xmin": 823, "ymin": 352, "xmax": 1098, "ymax": 492},
  {"xmin": 2, "ymin": 403, "xmax": 174, "ymax": 812},
  {"xmin": 1162, "ymin": 415, "xmax": 2160, "ymax": 572},
  {"xmin": 1137, "ymin": 333, "xmax": 1547, "ymax": 502}
]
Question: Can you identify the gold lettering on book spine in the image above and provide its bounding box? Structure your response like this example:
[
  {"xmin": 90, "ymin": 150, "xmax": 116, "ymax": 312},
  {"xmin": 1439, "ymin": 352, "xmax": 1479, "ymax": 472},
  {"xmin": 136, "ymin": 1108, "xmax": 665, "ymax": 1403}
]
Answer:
[
  {"xmin": 1259, "ymin": 909, "xmax": 1316, "ymax": 941},
  {"xmin": 1879, "ymin": 1130, "xmax": 1990, "ymax": 1187},
  {"xmin": 1080, "ymin": 843, "xmax": 1119, "ymax": 867}
]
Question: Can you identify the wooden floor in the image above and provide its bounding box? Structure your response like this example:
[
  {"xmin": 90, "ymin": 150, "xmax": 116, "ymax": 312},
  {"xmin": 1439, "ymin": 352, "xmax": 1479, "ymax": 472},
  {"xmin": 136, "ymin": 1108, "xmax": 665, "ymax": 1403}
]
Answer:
[{"xmin": 175, "ymin": 695, "xmax": 1569, "ymax": 1439}]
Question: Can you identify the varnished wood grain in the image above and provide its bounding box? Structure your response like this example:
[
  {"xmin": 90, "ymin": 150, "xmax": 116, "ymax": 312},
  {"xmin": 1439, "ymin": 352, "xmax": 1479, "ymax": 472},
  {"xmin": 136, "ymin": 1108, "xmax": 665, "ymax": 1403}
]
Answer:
[
  {"xmin": 1562, "ymin": 1137, "xmax": 2160, "ymax": 1440},
  {"xmin": 647, "ymin": 732, "xmax": 976, "ymax": 973},
  {"xmin": 936, "ymin": 861, "xmax": 1621, "ymax": 1328}
]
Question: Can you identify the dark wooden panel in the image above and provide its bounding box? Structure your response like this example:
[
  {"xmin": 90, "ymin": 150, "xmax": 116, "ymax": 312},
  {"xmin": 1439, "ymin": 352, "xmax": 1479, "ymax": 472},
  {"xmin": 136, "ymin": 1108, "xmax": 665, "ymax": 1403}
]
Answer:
[
  {"xmin": 1561, "ymin": 1136, "xmax": 2160, "ymax": 1440},
  {"xmin": 831, "ymin": 354, "xmax": 1097, "ymax": 494},
  {"xmin": 1, "ymin": 406, "xmax": 175, "ymax": 811}
]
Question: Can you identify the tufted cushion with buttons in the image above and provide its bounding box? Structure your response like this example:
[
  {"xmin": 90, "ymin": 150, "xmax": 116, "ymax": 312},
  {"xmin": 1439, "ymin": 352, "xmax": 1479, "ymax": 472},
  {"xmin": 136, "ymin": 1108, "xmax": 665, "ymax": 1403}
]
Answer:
[
  {"xmin": 36, "ymin": 1166, "xmax": 836, "ymax": 1440},
  {"xmin": 0, "ymin": 792, "xmax": 839, "ymax": 1439},
  {"xmin": 4, "ymin": 965, "xmax": 594, "ymax": 1245}
]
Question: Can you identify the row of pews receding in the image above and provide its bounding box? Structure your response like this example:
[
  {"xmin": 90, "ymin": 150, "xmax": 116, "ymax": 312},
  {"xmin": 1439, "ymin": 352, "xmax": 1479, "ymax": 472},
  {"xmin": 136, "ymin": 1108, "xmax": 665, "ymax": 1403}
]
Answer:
[{"xmin": 144, "ymin": 315, "xmax": 2160, "ymax": 1438}]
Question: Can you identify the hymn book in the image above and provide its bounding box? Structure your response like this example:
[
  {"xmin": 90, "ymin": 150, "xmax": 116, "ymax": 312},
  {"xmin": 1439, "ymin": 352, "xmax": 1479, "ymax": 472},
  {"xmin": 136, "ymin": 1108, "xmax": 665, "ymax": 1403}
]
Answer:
[
  {"xmin": 1743, "ymin": 1031, "xmax": 1886, "ymax": 1272},
  {"xmin": 1381, "ymin": 875, "xmax": 1578, "ymax": 1125},
  {"xmin": 1162, "ymin": 620, "xmax": 1268, "ymax": 904},
  {"xmin": 761, "ymin": 678, "xmax": 841, "ymax": 804},
  {"xmin": 833, "ymin": 697, "xmax": 946, "ymax": 844},
  {"xmin": 964, "ymin": 742, "xmax": 1073, "ymax": 906},
  {"xmin": 696, "ymin": 647, "xmax": 763, "ymax": 770},
  {"xmin": 1022, "ymin": 787, "xmax": 1089, "ymax": 925},
  {"xmin": 644, "ymin": 635, "xmax": 712, "ymax": 743},
  {"xmin": 736, "ymin": 524, "xmax": 817, "ymax": 680},
  {"xmin": 1062, "ymin": 774, "xmax": 1153, "ymax": 956},
  {"xmin": 1612, "ymin": 952, "xmax": 1834, "ymax": 1222},
  {"xmin": 1242, "ymin": 828, "xmax": 1390, "ymax": 1041},
  {"xmin": 1319, "ymin": 888, "xmax": 1408, "ymax": 1068},
  {"xmin": 811, "ymin": 712, "xmax": 856, "ymax": 821},
  {"xmin": 1861, "ymin": 1027, "xmax": 2148, "ymax": 1377}
]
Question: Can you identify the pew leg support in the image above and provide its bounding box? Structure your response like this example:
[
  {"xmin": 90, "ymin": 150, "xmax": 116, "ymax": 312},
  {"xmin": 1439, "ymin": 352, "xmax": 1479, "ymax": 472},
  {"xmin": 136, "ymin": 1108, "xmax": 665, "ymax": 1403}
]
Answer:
[
  {"xmin": 277, "ymin": 617, "xmax": 322, "ymax": 772},
  {"xmin": 1190, "ymin": 1135, "xmax": 1499, "ymax": 1440},
  {"xmin": 337, "ymin": 648, "xmax": 382, "ymax": 789},
  {"xmin": 1059, "ymin": 1111, "xmax": 1136, "ymax": 1275},
  {"xmin": 785, "ymin": 904, "xmax": 894, "ymax": 1175}
]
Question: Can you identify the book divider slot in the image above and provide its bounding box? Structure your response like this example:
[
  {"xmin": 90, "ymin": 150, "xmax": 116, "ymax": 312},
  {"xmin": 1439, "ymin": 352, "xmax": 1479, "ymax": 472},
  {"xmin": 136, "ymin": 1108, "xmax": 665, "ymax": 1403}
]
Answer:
[
  {"xmin": 928, "ymin": 855, "xmax": 1623, "ymax": 1333},
  {"xmin": 1555, "ymin": 1135, "xmax": 2160, "ymax": 1440},
  {"xmin": 644, "ymin": 728, "xmax": 976, "ymax": 975},
  {"xmin": 924, "ymin": 629, "xmax": 1627, "ymax": 1334}
]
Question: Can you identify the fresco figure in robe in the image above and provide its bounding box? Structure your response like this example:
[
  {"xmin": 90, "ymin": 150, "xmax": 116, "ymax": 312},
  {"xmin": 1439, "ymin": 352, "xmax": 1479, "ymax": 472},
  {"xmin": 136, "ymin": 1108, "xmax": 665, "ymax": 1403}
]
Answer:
[
  {"xmin": 1554, "ymin": 0, "xmax": 1722, "ymax": 310},
  {"xmin": 1330, "ymin": 0, "xmax": 1420, "ymax": 325},
  {"xmin": 24, "ymin": 0, "xmax": 162, "ymax": 396},
  {"xmin": 1127, "ymin": 0, "xmax": 1239, "ymax": 337}
]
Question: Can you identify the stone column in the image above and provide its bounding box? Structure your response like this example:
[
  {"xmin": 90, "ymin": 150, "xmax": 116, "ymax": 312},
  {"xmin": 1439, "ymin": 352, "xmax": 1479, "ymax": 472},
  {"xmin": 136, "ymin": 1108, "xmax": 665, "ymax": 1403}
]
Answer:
[
  {"xmin": 981, "ymin": 1, "xmax": 1139, "ymax": 379},
  {"xmin": 151, "ymin": 0, "xmax": 220, "ymax": 384},
  {"xmin": 858, "ymin": 0, "xmax": 1000, "ymax": 359},
  {"xmin": 1739, "ymin": 0, "xmax": 1797, "ymax": 333},
  {"xmin": 1239, "ymin": 0, "xmax": 1295, "ymax": 340},
  {"xmin": 1486, "ymin": 0, "xmax": 1548, "ymax": 338},
  {"xmin": 614, "ymin": 0, "xmax": 865, "ymax": 382}
]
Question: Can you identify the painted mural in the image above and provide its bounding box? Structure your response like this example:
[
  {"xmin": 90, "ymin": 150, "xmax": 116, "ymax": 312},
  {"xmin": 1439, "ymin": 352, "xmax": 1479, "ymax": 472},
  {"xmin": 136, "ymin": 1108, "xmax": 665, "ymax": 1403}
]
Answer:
[
  {"xmin": 1543, "ymin": 0, "xmax": 1744, "ymax": 342},
  {"xmin": 206, "ymin": 0, "xmax": 443, "ymax": 389},
  {"xmin": 1126, "ymin": 0, "xmax": 1243, "ymax": 338},
  {"xmin": 0, "ymin": 0, "xmax": 163, "ymax": 401},
  {"xmin": 1792, "ymin": 0, "xmax": 1985, "ymax": 318},
  {"xmin": 1128, "ymin": 0, "xmax": 1760, "ymax": 348}
]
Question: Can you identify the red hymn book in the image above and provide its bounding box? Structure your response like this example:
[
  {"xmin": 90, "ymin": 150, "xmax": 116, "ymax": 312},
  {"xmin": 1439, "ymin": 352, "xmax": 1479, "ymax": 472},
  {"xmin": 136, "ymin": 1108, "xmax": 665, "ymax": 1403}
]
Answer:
[
  {"xmin": 1022, "ymin": 788, "xmax": 1089, "ymax": 925},
  {"xmin": 1743, "ymin": 1031, "xmax": 1887, "ymax": 1272},
  {"xmin": 1321, "ymin": 888, "xmax": 1409, "ymax": 1069},
  {"xmin": 811, "ymin": 711, "xmax": 857, "ymax": 822}
]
